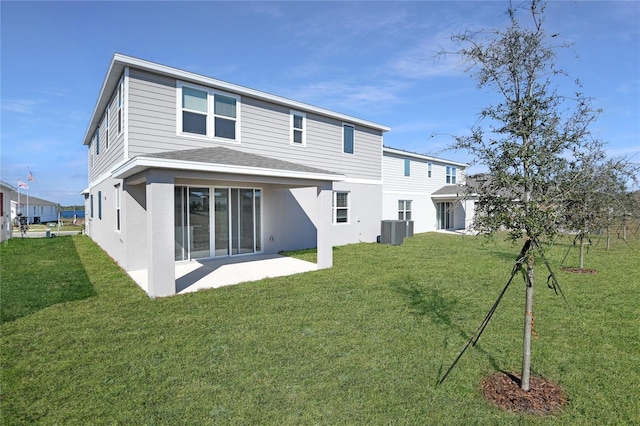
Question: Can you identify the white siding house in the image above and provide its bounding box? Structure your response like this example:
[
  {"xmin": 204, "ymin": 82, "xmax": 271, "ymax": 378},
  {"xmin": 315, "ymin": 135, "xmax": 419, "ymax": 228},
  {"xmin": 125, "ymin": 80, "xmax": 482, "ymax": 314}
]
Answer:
[
  {"xmin": 82, "ymin": 54, "xmax": 389, "ymax": 297},
  {"xmin": 382, "ymin": 147, "xmax": 476, "ymax": 233},
  {"xmin": 0, "ymin": 181, "xmax": 60, "ymax": 230},
  {"xmin": 0, "ymin": 182, "xmax": 12, "ymax": 242}
]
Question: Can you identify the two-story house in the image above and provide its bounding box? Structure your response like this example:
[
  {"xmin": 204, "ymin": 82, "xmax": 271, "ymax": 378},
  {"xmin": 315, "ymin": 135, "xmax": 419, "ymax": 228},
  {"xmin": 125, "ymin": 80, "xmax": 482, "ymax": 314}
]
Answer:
[
  {"xmin": 82, "ymin": 54, "xmax": 389, "ymax": 297},
  {"xmin": 382, "ymin": 147, "xmax": 476, "ymax": 233}
]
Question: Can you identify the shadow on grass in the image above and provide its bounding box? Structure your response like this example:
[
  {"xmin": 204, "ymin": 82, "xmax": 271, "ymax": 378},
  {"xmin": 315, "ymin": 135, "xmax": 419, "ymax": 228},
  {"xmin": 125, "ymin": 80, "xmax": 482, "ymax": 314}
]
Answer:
[
  {"xmin": 0, "ymin": 237, "xmax": 96, "ymax": 324},
  {"xmin": 390, "ymin": 276, "xmax": 502, "ymax": 381}
]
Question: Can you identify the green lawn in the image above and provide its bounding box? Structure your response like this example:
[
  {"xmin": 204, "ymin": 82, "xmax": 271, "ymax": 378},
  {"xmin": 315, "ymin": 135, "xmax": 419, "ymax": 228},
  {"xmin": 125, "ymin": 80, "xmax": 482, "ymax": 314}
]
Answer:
[{"xmin": 1, "ymin": 233, "xmax": 638, "ymax": 424}]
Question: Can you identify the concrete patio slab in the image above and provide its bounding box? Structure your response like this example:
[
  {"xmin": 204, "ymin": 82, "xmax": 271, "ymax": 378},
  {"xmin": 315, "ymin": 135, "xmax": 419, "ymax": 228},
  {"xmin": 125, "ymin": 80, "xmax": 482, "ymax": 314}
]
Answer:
[{"xmin": 128, "ymin": 254, "xmax": 318, "ymax": 296}]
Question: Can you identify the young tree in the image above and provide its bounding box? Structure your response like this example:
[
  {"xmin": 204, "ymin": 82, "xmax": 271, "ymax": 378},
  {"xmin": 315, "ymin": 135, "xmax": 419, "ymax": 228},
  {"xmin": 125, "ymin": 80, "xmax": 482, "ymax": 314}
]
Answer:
[
  {"xmin": 444, "ymin": 1, "xmax": 600, "ymax": 390},
  {"xmin": 561, "ymin": 155, "xmax": 638, "ymax": 265}
]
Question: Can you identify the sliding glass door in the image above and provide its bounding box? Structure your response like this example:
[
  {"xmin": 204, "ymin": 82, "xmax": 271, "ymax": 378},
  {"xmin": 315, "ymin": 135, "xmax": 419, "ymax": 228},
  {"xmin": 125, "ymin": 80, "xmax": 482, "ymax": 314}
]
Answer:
[
  {"xmin": 436, "ymin": 201, "xmax": 452, "ymax": 230},
  {"xmin": 176, "ymin": 186, "xmax": 261, "ymax": 261},
  {"xmin": 174, "ymin": 187, "xmax": 210, "ymax": 261},
  {"xmin": 230, "ymin": 188, "xmax": 261, "ymax": 254}
]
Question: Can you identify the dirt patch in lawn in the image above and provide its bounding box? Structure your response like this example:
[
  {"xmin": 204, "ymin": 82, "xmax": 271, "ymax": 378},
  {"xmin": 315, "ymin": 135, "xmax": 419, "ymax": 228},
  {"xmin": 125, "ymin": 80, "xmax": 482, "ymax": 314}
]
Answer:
[
  {"xmin": 560, "ymin": 267, "xmax": 597, "ymax": 274},
  {"xmin": 482, "ymin": 371, "xmax": 567, "ymax": 415}
]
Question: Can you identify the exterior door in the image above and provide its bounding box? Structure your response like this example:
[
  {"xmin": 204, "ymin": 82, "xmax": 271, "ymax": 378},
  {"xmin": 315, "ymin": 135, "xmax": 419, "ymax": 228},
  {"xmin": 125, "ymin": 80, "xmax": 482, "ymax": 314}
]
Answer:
[
  {"xmin": 176, "ymin": 186, "xmax": 262, "ymax": 260},
  {"xmin": 174, "ymin": 187, "xmax": 211, "ymax": 261},
  {"xmin": 436, "ymin": 201, "xmax": 452, "ymax": 230}
]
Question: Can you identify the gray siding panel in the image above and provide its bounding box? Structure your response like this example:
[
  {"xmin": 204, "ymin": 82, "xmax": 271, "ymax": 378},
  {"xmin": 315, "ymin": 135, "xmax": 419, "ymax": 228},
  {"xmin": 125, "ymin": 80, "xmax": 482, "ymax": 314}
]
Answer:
[
  {"xmin": 89, "ymin": 85, "xmax": 125, "ymax": 183},
  {"xmin": 125, "ymin": 68, "xmax": 383, "ymax": 180}
]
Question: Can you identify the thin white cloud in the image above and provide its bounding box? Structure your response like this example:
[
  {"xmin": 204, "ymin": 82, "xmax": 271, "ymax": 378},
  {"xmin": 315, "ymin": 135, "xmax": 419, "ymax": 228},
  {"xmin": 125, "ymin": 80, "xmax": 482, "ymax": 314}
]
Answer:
[
  {"xmin": 2, "ymin": 99, "xmax": 42, "ymax": 114},
  {"xmin": 281, "ymin": 79, "xmax": 405, "ymax": 115}
]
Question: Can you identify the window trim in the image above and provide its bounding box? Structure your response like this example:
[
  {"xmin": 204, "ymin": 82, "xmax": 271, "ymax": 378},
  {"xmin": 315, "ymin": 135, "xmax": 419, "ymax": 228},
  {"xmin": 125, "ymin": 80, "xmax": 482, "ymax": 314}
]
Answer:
[
  {"xmin": 342, "ymin": 123, "xmax": 354, "ymax": 154},
  {"xmin": 105, "ymin": 111, "xmax": 109, "ymax": 151},
  {"xmin": 117, "ymin": 80, "xmax": 123, "ymax": 134},
  {"xmin": 398, "ymin": 199, "xmax": 412, "ymax": 221},
  {"xmin": 290, "ymin": 110, "xmax": 306, "ymax": 146},
  {"xmin": 98, "ymin": 190, "xmax": 102, "ymax": 220},
  {"xmin": 332, "ymin": 191, "xmax": 350, "ymax": 224},
  {"xmin": 177, "ymin": 81, "xmax": 241, "ymax": 143},
  {"xmin": 95, "ymin": 126, "xmax": 100, "ymax": 155},
  {"xmin": 115, "ymin": 184, "xmax": 121, "ymax": 232},
  {"xmin": 446, "ymin": 166, "xmax": 457, "ymax": 184}
]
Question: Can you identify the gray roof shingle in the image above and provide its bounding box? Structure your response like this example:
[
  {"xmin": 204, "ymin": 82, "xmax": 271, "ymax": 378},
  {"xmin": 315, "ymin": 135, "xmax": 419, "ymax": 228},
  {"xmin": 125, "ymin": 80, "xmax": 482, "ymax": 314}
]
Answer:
[{"xmin": 144, "ymin": 146, "xmax": 340, "ymax": 176}]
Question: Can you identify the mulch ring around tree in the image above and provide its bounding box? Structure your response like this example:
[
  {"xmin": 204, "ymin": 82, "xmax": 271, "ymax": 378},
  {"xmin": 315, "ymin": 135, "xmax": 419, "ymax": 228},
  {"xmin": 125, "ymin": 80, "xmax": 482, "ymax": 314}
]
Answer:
[
  {"xmin": 482, "ymin": 371, "xmax": 568, "ymax": 415},
  {"xmin": 560, "ymin": 267, "xmax": 598, "ymax": 274}
]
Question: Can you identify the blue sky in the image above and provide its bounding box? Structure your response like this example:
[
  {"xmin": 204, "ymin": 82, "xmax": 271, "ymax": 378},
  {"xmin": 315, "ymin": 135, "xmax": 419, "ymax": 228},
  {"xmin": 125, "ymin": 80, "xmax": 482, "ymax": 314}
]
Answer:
[{"xmin": 1, "ymin": 1, "xmax": 638, "ymax": 206}]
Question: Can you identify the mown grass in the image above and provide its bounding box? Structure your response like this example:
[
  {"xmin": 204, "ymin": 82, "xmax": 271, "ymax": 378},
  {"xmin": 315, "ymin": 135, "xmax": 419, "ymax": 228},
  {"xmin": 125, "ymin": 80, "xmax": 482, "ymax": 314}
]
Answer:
[{"xmin": 1, "ymin": 233, "xmax": 638, "ymax": 425}]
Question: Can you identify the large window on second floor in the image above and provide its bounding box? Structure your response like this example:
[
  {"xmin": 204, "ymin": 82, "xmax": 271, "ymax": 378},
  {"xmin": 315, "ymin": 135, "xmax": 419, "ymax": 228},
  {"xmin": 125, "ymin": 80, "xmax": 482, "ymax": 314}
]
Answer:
[
  {"xmin": 446, "ymin": 166, "xmax": 457, "ymax": 184},
  {"xmin": 182, "ymin": 86, "xmax": 208, "ymax": 135},
  {"xmin": 179, "ymin": 83, "xmax": 239, "ymax": 141}
]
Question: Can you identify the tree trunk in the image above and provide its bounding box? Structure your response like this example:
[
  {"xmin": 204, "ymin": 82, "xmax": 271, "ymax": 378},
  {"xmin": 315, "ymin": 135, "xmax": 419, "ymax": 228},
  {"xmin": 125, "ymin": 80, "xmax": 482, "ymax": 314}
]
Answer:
[
  {"xmin": 606, "ymin": 226, "xmax": 611, "ymax": 250},
  {"xmin": 579, "ymin": 234, "xmax": 585, "ymax": 269},
  {"xmin": 521, "ymin": 253, "xmax": 534, "ymax": 391}
]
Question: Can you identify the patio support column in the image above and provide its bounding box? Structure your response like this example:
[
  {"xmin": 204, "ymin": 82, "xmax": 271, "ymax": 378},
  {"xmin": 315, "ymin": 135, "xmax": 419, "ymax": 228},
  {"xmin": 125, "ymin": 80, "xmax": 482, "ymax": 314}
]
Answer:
[
  {"xmin": 316, "ymin": 184, "xmax": 333, "ymax": 269},
  {"xmin": 146, "ymin": 170, "xmax": 175, "ymax": 297}
]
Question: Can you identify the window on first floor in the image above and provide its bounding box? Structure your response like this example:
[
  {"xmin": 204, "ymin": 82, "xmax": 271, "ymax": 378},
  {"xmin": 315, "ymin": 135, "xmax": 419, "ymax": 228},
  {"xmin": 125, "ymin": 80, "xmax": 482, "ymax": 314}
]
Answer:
[
  {"xmin": 90, "ymin": 194, "xmax": 94, "ymax": 218},
  {"xmin": 333, "ymin": 191, "xmax": 349, "ymax": 223},
  {"xmin": 398, "ymin": 200, "xmax": 412, "ymax": 220},
  {"xmin": 98, "ymin": 190, "xmax": 102, "ymax": 220},
  {"xmin": 115, "ymin": 185, "xmax": 121, "ymax": 231},
  {"xmin": 446, "ymin": 166, "xmax": 457, "ymax": 184}
]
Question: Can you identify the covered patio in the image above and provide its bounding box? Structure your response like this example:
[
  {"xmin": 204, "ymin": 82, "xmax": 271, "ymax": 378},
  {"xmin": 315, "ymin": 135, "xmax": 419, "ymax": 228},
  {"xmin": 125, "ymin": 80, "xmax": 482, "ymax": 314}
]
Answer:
[
  {"xmin": 128, "ymin": 253, "xmax": 318, "ymax": 295},
  {"xmin": 114, "ymin": 146, "xmax": 341, "ymax": 297}
]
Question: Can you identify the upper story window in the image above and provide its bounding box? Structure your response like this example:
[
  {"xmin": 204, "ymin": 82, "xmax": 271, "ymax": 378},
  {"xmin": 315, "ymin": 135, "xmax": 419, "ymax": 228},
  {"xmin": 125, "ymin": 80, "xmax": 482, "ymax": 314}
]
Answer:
[
  {"xmin": 446, "ymin": 166, "xmax": 457, "ymax": 184},
  {"xmin": 333, "ymin": 191, "xmax": 349, "ymax": 224},
  {"xmin": 214, "ymin": 95, "xmax": 237, "ymax": 139},
  {"xmin": 182, "ymin": 86, "xmax": 208, "ymax": 135},
  {"xmin": 343, "ymin": 123, "xmax": 354, "ymax": 154},
  {"xmin": 428, "ymin": 162, "xmax": 432, "ymax": 178},
  {"xmin": 117, "ymin": 82, "xmax": 123, "ymax": 134},
  {"xmin": 179, "ymin": 83, "xmax": 240, "ymax": 141},
  {"xmin": 291, "ymin": 111, "xmax": 306, "ymax": 146},
  {"xmin": 404, "ymin": 159, "xmax": 410, "ymax": 176},
  {"xmin": 105, "ymin": 113, "xmax": 109, "ymax": 151},
  {"xmin": 398, "ymin": 200, "xmax": 412, "ymax": 220},
  {"xmin": 95, "ymin": 127, "xmax": 100, "ymax": 155}
]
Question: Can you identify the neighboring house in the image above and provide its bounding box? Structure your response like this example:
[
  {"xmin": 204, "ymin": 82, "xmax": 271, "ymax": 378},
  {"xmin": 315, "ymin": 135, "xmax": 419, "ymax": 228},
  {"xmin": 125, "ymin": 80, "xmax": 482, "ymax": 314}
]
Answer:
[
  {"xmin": 0, "ymin": 181, "xmax": 60, "ymax": 230},
  {"xmin": 82, "ymin": 54, "xmax": 390, "ymax": 297},
  {"xmin": 382, "ymin": 147, "xmax": 476, "ymax": 233},
  {"xmin": 0, "ymin": 182, "xmax": 12, "ymax": 242}
]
